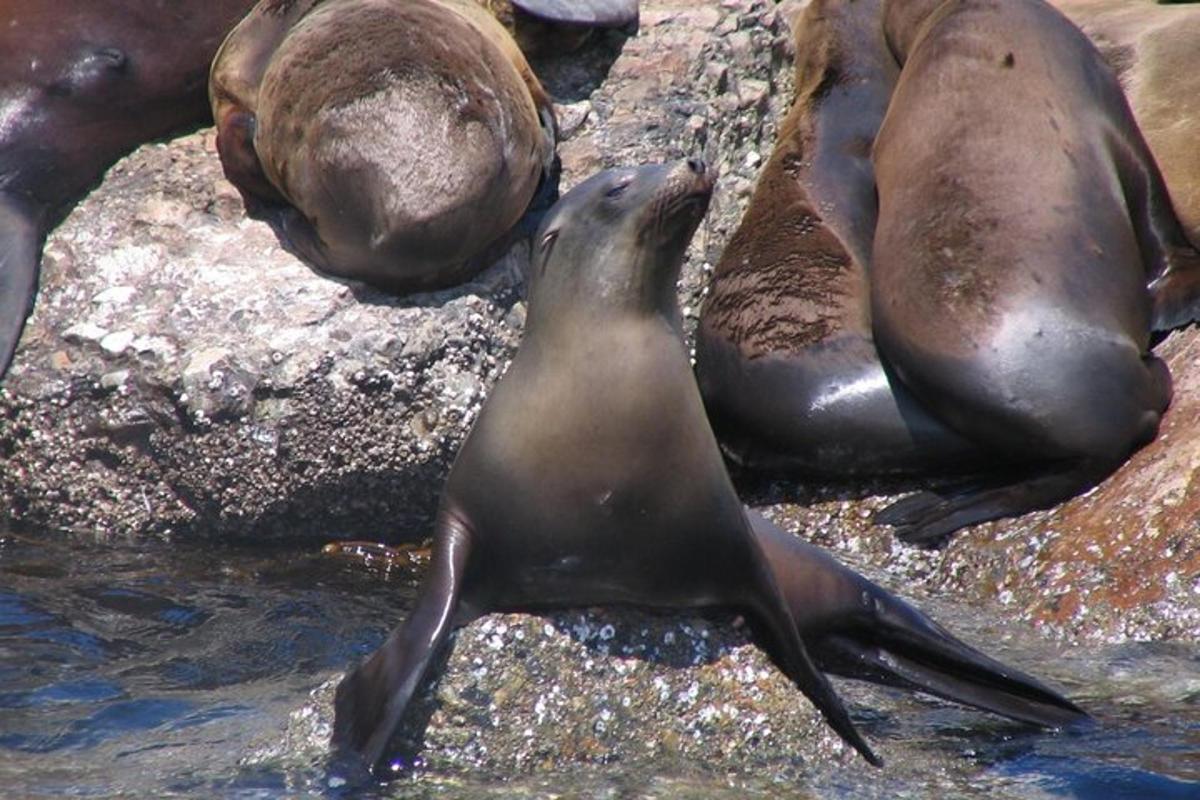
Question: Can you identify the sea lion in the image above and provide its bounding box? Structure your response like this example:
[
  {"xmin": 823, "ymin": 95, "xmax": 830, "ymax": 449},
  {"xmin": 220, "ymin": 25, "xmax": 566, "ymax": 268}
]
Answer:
[
  {"xmin": 209, "ymin": 0, "xmax": 559, "ymax": 293},
  {"xmin": 696, "ymin": 0, "xmax": 981, "ymax": 476},
  {"xmin": 0, "ymin": 0, "xmax": 257, "ymax": 379},
  {"xmin": 1051, "ymin": 0, "xmax": 1200, "ymax": 249},
  {"xmin": 480, "ymin": 0, "xmax": 640, "ymax": 55},
  {"xmin": 869, "ymin": 0, "xmax": 1200, "ymax": 543},
  {"xmin": 331, "ymin": 161, "xmax": 1086, "ymax": 776}
]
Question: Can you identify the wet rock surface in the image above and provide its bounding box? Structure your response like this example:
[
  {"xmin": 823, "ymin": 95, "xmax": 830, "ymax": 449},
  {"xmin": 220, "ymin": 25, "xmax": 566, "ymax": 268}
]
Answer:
[{"xmin": 2, "ymin": 0, "xmax": 1199, "ymax": 780}]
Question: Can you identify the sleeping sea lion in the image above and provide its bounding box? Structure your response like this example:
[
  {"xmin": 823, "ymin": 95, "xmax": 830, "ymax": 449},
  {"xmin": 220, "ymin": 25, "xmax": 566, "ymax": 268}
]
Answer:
[
  {"xmin": 1051, "ymin": 0, "xmax": 1200, "ymax": 249},
  {"xmin": 0, "ymin": 1, "xmax": 257, "ymax": 379},
  {"xmin": 331, "ymin": 161, "xmax": 1086, "ymax": 777},
  {"xmin": 696, "ymin": 0, "xmax": 981, "ymax": 476},
  {"xmin": 209, "ymin": 0, "xmax": 558, "ymax": 293},
  {"xmin": 869, "ymin": 0, "xmax": 1200, "ymax": 543},
  {"xmin": 208, "ymin": 0, "xmax": 637, "ymax": 294}
]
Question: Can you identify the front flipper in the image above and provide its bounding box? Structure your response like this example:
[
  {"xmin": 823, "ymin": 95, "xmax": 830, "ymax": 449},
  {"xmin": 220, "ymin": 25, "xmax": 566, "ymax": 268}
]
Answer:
[
  {"xmin": 749, "ymin": 511, "xmax": 1089, "ymax": 728},
  {"xmin": 0, "ymin": 195, "xmax": 44, "ymax": 378},
  {"xmin": 513, "ymin": 0, "xmax": 639, "ymax": 27},
  {"xmin": 332, "ymin": 512, "xmax": 474, "ymax": 775}
]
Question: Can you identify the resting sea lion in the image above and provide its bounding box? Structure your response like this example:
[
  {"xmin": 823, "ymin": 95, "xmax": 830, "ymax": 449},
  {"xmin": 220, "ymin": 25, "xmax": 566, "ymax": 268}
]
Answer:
[
  {"xmin": 869, "ymin": 0, "xmax": 1200, "ymax": 543},
  {"xmin": 1051, "ymin": 0, "xmax": 1200, "ymax": 249},
  {"xmin": 209, "ymin": 0, "xmax": 637, "ymax": 294},
  {"xmin": 331, "ymin": 161, "xmax": 1086, "ymax": 776},
  {"xmin": 209, "ymin": 0, "xmax": 558, "ymax": 293},
  {"xmin": 0, "ymin": 0, "xmax": 257, "ymax": 379},
  {"xmin": 696, "ymin": 0, "xmax": 981, "ymax": 476}
]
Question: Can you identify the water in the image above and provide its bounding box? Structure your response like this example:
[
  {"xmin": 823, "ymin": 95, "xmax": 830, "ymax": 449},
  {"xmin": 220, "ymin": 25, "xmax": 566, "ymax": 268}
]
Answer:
[{"xmin": 1, "ymin": 527, "xmax": 1198, "ymax": 799}]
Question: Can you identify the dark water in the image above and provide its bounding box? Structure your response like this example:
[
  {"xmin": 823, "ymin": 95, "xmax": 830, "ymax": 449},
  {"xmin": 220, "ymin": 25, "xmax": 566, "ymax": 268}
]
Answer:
[{"xmin": 2, "ymin": 527, "xmax": 1199, "ymax": 799}]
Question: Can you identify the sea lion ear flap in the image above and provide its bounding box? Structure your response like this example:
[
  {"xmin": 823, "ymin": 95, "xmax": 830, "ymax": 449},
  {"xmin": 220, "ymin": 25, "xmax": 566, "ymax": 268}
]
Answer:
[{"xmin": 513, "ymin": 0, "xmax": 638, "ymax": 28}]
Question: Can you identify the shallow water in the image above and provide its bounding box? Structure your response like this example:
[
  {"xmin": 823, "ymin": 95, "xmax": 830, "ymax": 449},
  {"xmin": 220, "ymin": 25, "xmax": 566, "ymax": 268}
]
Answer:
[{"xmin": 2, "ymin": 527, "xmax": 1198, "ymax": 799}]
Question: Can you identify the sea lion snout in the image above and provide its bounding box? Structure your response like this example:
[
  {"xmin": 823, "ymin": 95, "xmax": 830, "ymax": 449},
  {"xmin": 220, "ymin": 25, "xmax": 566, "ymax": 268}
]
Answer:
[{"xmin": 643, "ymin": 158, "xmax": 716, "ymax": 239}]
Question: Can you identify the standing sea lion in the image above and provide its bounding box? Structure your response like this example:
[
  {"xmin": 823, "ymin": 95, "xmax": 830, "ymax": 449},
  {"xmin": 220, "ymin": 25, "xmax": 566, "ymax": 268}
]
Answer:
[
  {"xmin": 332, "ymin": 161, "xmax": 1086, "ymax": 776},
  {"xmin": 0, "ymin": 1, "xmax": 257, "ymax": 379},
  {"xmin": 696, "ymin": 0, "xmax": 980, "ymax": 476},
  {"xmin": 869, "ymin": 0, "xmax": 1200, "ymax": 543}
]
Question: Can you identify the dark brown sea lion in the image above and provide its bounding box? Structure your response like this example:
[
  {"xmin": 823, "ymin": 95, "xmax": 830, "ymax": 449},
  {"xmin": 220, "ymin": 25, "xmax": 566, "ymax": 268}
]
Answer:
[
  {"xmin": 869, "ymin": 0, "xmax": 1200, "ymax": 543},
  {"xmin": 209, "ymin": 0, "xmax": 558, "ymax": 293},
  {"xmin": 0, "ymin": 0, "xmax": 257, "ymax": 379},
  {"xmin": 696, "ymin": 0, "xmax": 981, "ymax": 477},
  {"xmin": 331, "ymin": 161, "xmax": 1086, "ymax": 777}
]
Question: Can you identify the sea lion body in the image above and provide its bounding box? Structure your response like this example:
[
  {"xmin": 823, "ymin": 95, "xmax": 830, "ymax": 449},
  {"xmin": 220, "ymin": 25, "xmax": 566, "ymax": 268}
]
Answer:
[
  {"xmin": 1052, "ymin": 0, "xmax": 1200, "ymax": 249},
  {"xmin": 0, "ymin": 0, "xmax": 256, "ymax": 378},
  {"xmin": 869, "ymin": 0, "xmax": 1200, "ymax": 542},
  {"xmin": 331, "ymin": 162, "xmax": 1085, "ymax": 777},
  {"xmin": 210, "ymin": 0, "xmax": 556, "ymax": 292},
  {"xmin": 700, "ymin": 0, "xmax": 1200, "ymax": 542},
  {"xmin": 696, "ymin": 0, "xmax": 979, "ymax": 476}
]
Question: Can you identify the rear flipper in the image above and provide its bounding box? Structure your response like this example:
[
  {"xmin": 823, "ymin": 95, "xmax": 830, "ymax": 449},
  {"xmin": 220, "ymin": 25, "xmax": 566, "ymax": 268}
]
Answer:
[
  {"xmin": 0, "ymin": 195, "xmax": 44, "ymax": 378},
  {"xmin": 331, "ymin": 513, "xmax": 474, "ymax": 775},
  {"xmin": 873, "ymin": 459, "xmax": 1119, "ymax": 547},
  {"xmin": 749, "ymin": 510, "xmax": 1089, "ymax": 728}
]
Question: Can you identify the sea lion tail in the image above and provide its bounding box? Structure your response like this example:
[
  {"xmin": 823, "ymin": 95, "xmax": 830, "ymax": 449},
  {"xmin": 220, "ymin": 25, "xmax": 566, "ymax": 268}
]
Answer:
[
  {"xmin": 749, "ymin": 511, "xmax": 1089, "ymax": 729},
  {"xmin": 0, "ymin": 195, "xmax": 44, "ymax": 379},
  {"xmin": 331, "ymin": 514, "xmax": 474, "ymax": 776}
]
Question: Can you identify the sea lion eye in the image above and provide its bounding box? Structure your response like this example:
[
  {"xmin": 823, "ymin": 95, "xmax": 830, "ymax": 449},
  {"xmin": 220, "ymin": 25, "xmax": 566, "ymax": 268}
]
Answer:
[
  {"xmin": 605, "ymin": 180, "xmax": 631, "ymax": 199},
  {"xmin": 540, "ymin": 230, "xmax": 559, "ymax": 251}
]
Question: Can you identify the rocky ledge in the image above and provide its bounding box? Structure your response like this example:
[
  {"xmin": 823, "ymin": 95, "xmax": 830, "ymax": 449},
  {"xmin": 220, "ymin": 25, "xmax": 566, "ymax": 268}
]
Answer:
[{"xmin": 2, "ymin": 0, "xmax": 1198, "ymax": 781}]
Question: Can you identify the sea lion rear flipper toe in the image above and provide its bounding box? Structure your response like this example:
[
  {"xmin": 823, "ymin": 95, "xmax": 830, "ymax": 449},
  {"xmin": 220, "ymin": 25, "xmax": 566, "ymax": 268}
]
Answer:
[
  {"xmin": 749, "ymin": 512, "xmax": 1088, "ymax": 728},
  {"xmin": 332, "ymin": 513, "xmax": 474, "ymax": 773},
  {"xmin": 512, "ymin": 0, "xmax": 639, "ymax": 27},
  {"xmin": 876, "ymin": 462, "xmax": 1114, "ymax": 547},
  {"xmin": 0, "ymin": 196, "xmax": 44, "ymax": 377}
]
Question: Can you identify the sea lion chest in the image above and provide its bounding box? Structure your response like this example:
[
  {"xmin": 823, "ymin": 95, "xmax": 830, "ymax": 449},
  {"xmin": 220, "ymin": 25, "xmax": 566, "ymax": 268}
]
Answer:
[{"xmin": 445, "ymin": 318, "xmax": 746, "ymax": 607}]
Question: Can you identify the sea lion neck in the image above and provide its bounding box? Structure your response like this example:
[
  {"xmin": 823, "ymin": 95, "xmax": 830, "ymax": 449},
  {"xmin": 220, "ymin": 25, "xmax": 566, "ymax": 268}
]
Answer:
[
  {"xmin": 525, "ymin": 160, "xmax": 713, "ymax": 333},
  {"xmin": 883, "ymin": 0, "xmax": 952, "ymax": 63}
]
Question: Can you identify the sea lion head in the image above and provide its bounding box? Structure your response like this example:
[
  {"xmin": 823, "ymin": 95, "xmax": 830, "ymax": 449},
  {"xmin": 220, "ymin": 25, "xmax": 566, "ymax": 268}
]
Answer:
[{"xmin": 528, "ymin": 159, "xmax": 715, "ymax": 317}]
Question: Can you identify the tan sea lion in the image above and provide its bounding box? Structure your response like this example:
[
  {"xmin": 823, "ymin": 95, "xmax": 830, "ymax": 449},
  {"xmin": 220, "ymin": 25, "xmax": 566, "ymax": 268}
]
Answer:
[
  {"xmin": 0, "ymin": 1, "xmax": 257, "ymax": 379},
  {"xmin": 330, "ymin": 161, "xmax": 1086, "ymax": 778},
  {"xmin": 869, "ymin": 0, "xmax": 1200, "ymax": 543},
  {"xmin": 1052, "ymin": 0, "xmax": 1200, "ymax": 249}
]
